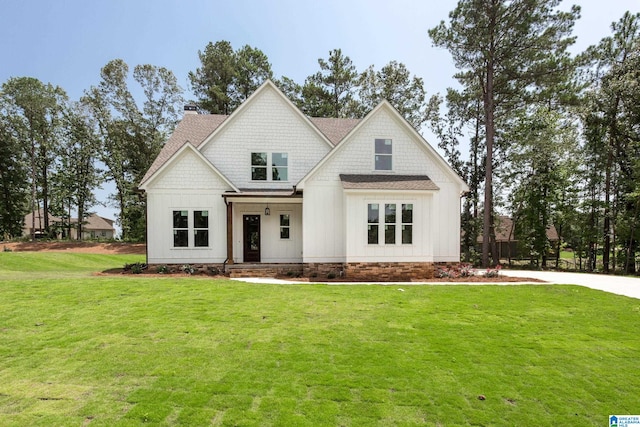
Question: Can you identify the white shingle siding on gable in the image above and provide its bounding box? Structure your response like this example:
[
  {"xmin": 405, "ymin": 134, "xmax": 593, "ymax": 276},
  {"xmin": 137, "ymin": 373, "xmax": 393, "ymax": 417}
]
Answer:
[
  {"xmin": 303, "ymin": 107, "xmax": 462, "ymax": 263},
  {"xmin": 144, "ymin": 150, "xmax": 232, "ymax": 264},
  {"xmin": 200, "ymin": 86, "xmax": 331, "ymax": 189}
]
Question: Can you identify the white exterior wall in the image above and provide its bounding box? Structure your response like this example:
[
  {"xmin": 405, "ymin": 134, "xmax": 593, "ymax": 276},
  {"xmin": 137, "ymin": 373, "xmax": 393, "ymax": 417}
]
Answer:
[
  {"xmin": 303, "ymin": 107, "xmax": 464, "ymax": 263},
  {"xmin": 144, "ymin": 149, "xmax": 232, "ymax": 264},
  {"xmin": 344, "ymin": 191, "xmax": 433, "ymax": 262},
  {"xmin": 200, "ymin": 86, "xmax": 331, "ymax": 189},
  {"xmin": 232, "ymin": 202, "xmax": 302, "ymax": 263}
]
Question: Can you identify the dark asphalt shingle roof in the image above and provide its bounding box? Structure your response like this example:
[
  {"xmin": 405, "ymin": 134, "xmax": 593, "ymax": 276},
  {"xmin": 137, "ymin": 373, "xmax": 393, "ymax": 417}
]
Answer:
[{"xmin": 339, "ymin": 174, "xmax": 440, "ymax": 191}]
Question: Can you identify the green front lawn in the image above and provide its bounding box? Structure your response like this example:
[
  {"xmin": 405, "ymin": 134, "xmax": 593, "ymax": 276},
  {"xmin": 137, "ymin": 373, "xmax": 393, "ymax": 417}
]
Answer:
[{"xmin": 0, "ymin": 253, "xmax": 638, "ymax": 426}]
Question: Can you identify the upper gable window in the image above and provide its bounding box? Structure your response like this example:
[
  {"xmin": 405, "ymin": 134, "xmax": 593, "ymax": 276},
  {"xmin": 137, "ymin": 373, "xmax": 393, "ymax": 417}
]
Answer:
[
  {"xmin": 251, "ymin": 152, "xmax": 288, "ymax": 181},
  {"xmin": 272, "ymin": 153, "xmax": 288, "ymax": 181},
  {"xmin": 375, "ymin": 139, "xmax": 392, "ymax": 171},
  {"xmin": 251, "ymin": 153, "xmax": 268, "ymax": 180}
]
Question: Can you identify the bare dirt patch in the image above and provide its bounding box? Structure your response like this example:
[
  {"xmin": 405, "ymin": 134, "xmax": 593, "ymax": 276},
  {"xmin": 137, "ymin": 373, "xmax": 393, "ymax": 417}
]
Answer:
[{"xmin": 1, "ymin": 241, "xmax": 145, "ymax": 255}]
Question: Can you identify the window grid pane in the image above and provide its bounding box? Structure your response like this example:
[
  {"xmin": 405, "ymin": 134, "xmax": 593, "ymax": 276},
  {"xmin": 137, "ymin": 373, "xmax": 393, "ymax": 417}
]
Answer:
[
  {"xmin": 368, "ymin": 225, "xmax": 379, "ymax": 244},
  {"xmin": 402, "ymin": 204, "xmax": 413, "ymax": 244},
  {"xmin": 194, "ymin": 230, "xmax": 209, "ymax": 247},
  {"xmin": 385, "ymin": 225, "xmax": 396, "ymax": 244}
]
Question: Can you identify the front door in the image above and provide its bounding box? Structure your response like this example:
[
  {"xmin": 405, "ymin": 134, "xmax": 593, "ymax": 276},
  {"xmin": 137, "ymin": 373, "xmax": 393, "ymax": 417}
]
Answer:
[{"xmin": 243, "ymin": 215, "xmax": 261, "ymax": 262}]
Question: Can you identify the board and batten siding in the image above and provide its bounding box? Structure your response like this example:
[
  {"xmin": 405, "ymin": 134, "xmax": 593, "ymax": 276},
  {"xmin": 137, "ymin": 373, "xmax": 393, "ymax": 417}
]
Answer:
[
  {"xmin": 200, "ymin": 86, "xmax": 331, "ymax": 190},
  {"xmin": 144, "ymin": 149, "xmax": 231, "ymax": 264},
  {"xmin": 232, "ymin": 203, "xmax": 302, "ymax": 263},
  {"xmin": 303, "ymin": 106, "xmax": 463, "ymax": 263}
]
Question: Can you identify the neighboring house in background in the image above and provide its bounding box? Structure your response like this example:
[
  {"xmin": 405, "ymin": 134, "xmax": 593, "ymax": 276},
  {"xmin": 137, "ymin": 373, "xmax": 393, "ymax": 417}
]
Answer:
[
  {"xmin": 69, "ymin": 214, "xmax": 116, "ymax": 240},
  {"xmin": 475, "ymin": 216, "xmax": 559, "ymax": 261},
  {"xmin": 139, "ymin": 80, "xmax": 468, "ymax": 279},
  {"xmin": 23, "ymin": 210, "xmax": 115, "ymax": 240},
  {"xmin": 23, "ymin": 208, "xmax": 63, "ymax": 239}
]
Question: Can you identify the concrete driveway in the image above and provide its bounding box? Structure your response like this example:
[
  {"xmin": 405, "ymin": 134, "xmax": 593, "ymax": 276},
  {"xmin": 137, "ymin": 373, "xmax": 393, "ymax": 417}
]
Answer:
[
  {"xmin": 232, "ymin": 270, "xmax": 640, "ymax": 300},
  {"xmin": 499, "ymin": 270, "xmax": 640, "ymax": 299}
]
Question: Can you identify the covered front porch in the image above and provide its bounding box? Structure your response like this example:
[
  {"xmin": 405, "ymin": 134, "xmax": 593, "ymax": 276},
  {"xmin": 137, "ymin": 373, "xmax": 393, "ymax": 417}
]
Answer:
[{"xmin": 223, "ymin": 190, "xmax": 303, "ymax": 265}]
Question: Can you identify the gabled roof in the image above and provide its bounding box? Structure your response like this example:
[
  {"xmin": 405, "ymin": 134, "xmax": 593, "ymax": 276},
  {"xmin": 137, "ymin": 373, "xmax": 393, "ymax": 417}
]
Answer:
[
  {"xmin": 340, "ymin": 174, "xmax": 440, "ymax": 191},
  {"xmin": 139, "ymin": 80, "xmax": 363, "ymax": 187},
  {"xmin": 297, "ymin": 101, "xmax": 469, "ymax": 192},
  {"xmin": 139, "ymin": 142, "xmax": 239, "ymax": 192},
  {"xmin": 197, "ymin": 80, "xmax": 337, "ymax": 154},
  {"xmin": 309, "ymin": 117, "xmax": 361, "ymax": 146},
  {"xmin": 140, "ymin": 114, "xmax": 228, "ymax": 185}
]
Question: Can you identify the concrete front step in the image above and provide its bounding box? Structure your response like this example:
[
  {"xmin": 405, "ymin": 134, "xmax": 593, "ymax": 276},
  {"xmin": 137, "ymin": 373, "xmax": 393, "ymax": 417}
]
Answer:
[{"xmin": 225, "ymin": 263, "xmax": 303, "ymax": 278}]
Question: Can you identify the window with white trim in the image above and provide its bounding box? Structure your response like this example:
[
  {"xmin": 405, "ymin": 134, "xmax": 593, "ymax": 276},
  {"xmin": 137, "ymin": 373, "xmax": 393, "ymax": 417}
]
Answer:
[
  {"xmin": 385, "ymin": 204, "xmax": 396, "ymax": 244},
  {"xmin": 367, "ymin": 202, "xmax": 413, "ymax": 245},
  {"xmin": 173, "ymin": 210, "xmax": 189, "ymax": 247},
  {"xmin": 251, "ymin": 153, "xmax": 267, "ymax": 180},
  {"xmin": 172, "ymin": 210, "xmax": 210, "ymax": 248},
  {"xmin": 367, "ymin": 204, "xmax": 379, "ymax": 244},
  {"xmin": 402, "ymin": 204, "xmax": 413, "ymax": 244},
  {"xmin": 272, "ymin": 153, "xmax": 288, "ymax": 181},
  {"xmin": 375, "ymin": 139, "xmax": 392, "ymax": 170},
  {"xmin": 280, "ymin": 214, "xmax": 290, "ymax": 239},
  {"xmin": 251, "ymin": 152, "xmax": 288, "ymax": 181},
  {"xmin": 194, "ymin": 210, "xmax": 209, "ymax": 247}
]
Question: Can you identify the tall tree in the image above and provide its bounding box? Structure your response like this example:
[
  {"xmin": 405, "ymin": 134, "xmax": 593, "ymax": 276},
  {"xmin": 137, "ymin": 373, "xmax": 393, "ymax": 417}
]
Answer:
[
  {"xmin": 505, "ymin": 108, "xmax": 580, "ymax": 267},
  {"xmin": 189, "ymin": 41, "xmax": 272, "ymax": 114},
  {"xmin": 581, "ymin": 11, "xmax": 640, "ymax": 273},
  {"xmin": 83, "ymin": 59, "xmax": 183, "ymax": 240},
  {"xmin": 429, "ymin": 84, "xmax": 486, "ymax": 263},
  {"xmin": 429, "ymin": 0, "xmax": 580, "ymax": 267},
  {"xmin": 0, "ymin": 114, "xmax": 28, "ymax": 238},
  {"xmin": 359, "ymin": 61, "xmax": 435, "ymax": 128},
  {"xmin": 302, "ymin": 49, "xmax": 361, "ymax": 118},
  {"xmin": 0, "ymin": 77, "xmax": 67, "ymax": 239},
  {"xmin": 49, "ymin": 102, "xmax": 102, "ymax": 240}
]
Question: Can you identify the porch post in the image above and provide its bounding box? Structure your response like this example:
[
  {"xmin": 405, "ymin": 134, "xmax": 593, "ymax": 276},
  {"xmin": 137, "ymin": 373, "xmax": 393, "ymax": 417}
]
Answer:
[{"xmin": 226, "ymin": 200, "xmax": 234, "ymax": 264}]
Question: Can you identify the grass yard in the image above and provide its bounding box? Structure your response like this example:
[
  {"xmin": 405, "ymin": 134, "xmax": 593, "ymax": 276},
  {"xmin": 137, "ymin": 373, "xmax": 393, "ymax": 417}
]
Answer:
[{"xmin": 0, "ymin": 253, "xmax": 639, "ymax": 426}]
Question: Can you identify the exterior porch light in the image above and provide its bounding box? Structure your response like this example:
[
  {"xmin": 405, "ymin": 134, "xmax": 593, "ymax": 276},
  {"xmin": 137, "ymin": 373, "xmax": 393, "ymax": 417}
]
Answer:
[{"xmin": 265, "ymin": 206, "xmax": 270, "ymax": 216}]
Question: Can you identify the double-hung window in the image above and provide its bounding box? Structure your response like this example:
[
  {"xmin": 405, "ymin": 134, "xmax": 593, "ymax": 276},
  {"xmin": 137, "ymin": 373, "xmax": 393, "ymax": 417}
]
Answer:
[
  {"xmin": 194, "ymin": 210, "xmax": 209, "ymax": 247},
  {"xmin": 375, "ymin": 139, "xmax": 392, "ymax": 171},
  {"xmin": 251, "ymin": 152, "xmax": 288, "ymax": 181},
  {"xmin": 251, "ymin": 153, "xmax": 268, "ymax": 181},
  {"xmin": 272, "ymin": 153, "xmax": 288, "ymax": 181},
  {"xmin": 367, "ymin": 204, "xmax": 379, "ymax": 244},
  {"xmin": 385, "ymin": 204, "xmax": 396, "ymax": 244},
  {"xmin": 280, "ymin": 214, "xmax": 290, "ymax": 239},
  {"xmin": 173, "ymin": 210, "xmax": 189, "ymax": 247},
  {"xmin": 402, "ymin": 204, "xmax": 413, "ymax": 244},
  {"xmin": 172, "ymin": 210, "xmax": 209, "ymax": 248}
]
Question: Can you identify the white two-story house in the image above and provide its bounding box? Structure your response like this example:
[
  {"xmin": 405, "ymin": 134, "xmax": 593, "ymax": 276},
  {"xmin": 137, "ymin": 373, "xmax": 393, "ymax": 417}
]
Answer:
[{"xmin": 139, "ymin": 80, "xmax": 468, "ymax": 280}]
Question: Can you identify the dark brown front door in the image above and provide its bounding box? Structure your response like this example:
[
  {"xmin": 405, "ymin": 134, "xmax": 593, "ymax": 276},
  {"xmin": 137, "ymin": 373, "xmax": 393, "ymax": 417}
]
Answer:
[{"xmin": 243, "ymin": 215, "xmax": 261, "ymax": 262}]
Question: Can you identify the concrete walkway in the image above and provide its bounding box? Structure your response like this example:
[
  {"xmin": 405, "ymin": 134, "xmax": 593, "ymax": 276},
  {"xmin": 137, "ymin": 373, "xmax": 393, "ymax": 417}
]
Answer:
[{"xmin": 231, "ymin": 270, "xmax": 640, "ymax": 300}]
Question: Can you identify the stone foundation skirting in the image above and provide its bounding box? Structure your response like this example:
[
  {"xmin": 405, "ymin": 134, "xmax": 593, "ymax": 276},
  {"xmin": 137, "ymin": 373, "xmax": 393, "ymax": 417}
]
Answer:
[{"xmin": 344, "ymin": 262, "xmax": 434, "ymax": 281}]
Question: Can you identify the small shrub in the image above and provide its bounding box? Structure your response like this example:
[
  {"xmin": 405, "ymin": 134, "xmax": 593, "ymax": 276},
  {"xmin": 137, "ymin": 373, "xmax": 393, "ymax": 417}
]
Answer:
[
  {"xmin": 181, "ymin": 264, "xmax": 196, "ymax": 275},
  {"xmin": 124, "ymin": 262, "xmax": 147, "ymax": 274},
  {"xmin": 436, "ymin": 267, "xmax": 454, "ymax": 278},
  {"xmin": 459, "ymin": 264, "xmax": 476, "ymax": 277},
  {"xmin": 310, "ymin": 272, "xmax": 318, "ymax": 278},
  {"xmin": 3, "ymin": 246, "xmax": 12, "ymax": 252},
  {"xmin": 207, "ymin": 266, "xmax": 220, "ymax": 276},
  {"xmin": 327, "ymin": 272, "xmax": 336, "ymax": 280},
  {"xmin": 484, "ymin": 264, "xmax": 502, "ymax": 278},
  {"xmin": 156, "ymin": 265, "xmax": 169, "ymax": 274}
]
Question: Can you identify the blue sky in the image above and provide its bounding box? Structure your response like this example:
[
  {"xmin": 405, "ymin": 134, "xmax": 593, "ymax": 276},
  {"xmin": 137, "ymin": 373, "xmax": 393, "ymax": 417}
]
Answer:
[{"xmin": 1, "ymin": 0, "xmax": 638, "ymax": 231}]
